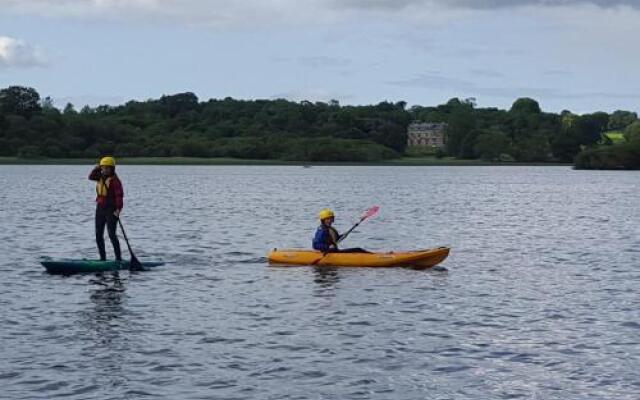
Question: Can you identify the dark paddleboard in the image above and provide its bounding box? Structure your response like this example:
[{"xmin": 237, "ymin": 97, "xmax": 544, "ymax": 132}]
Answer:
[{"xmin": 41, "ymin": 258, "xmax": 164, "ymax": 275}]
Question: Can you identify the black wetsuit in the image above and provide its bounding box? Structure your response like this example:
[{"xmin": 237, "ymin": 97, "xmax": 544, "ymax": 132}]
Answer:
[
  {"xmin": 89, "ymin": 167, "xmax": 123, "ymax": 261},
  {"xmin": 95, "ymin": 206, "xmax": 121, "ymax": 261}
]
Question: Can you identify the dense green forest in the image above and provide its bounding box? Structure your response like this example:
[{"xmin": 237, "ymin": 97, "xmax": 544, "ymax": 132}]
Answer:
[
  {"xmin": 0, "ymin": 85, "xmax": 638, "ymax": 167},
  {"xmin": 574, "ymin": 125, "xmax": 640, "ymax": 170}
]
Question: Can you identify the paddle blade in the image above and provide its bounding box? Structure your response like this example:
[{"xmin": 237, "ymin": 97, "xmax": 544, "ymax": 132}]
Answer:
[
  {"xmin": 362, "ymin": 205, "xmax": 380, "ymax": 220},
  {"xmin": 129, "ymin": 254, "xmax": 143, "ymax": 271}
]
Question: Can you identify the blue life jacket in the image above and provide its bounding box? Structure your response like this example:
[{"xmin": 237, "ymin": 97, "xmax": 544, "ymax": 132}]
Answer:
[{"xmin": 312, "ymin": 225, "xmax": 340, "ymax": 251}]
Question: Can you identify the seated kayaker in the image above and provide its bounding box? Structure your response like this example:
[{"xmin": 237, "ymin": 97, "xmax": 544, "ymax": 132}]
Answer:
[
  {"xmin": 313, "ymin": 208, "xmax": 369, "ymax": 253},
  {"xmin": 89, "ymin": 156, "xmax": 124, "ymax": 261}
]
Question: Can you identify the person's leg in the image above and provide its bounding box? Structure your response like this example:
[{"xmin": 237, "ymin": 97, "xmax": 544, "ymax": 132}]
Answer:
[
  {"xmin": 338, "ymin": 248, "xmax": 371, "ymax": 253},
  {"xmin": 106, "ymin": 212, "xmax": 122, "ymax": 261},
  {"xmin": 95, "ymin": 207, "xmax": 107, "ymax": 261}
]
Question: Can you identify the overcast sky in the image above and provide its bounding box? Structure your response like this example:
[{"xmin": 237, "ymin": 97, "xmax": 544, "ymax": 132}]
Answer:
[{"xmin": 1, "ymin": 0, "xmax": 639, "ymax": 113}]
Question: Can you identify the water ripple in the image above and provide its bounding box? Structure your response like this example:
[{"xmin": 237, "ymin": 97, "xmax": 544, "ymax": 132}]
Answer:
[{"xmin": 1, "ymin": 166, "xmax": 639, "ymax": 399}]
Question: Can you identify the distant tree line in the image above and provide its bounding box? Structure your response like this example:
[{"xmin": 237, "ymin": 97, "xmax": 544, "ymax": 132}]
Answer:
[
  {"xmin": 574, "ymin": 121, "xmax": 640, "ymax": 169},
  {"xmin": 411, "ymin": 97, "xmax": 638, "ymax": 167},
  {"xmin": 0, "ymin": 85, "xmax": 638, "ymax": 167}
]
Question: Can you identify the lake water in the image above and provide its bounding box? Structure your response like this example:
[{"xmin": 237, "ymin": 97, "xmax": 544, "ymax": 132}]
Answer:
[{"xmin": 1, "ymin": 165, "xmax": 639, "ymax": 400}]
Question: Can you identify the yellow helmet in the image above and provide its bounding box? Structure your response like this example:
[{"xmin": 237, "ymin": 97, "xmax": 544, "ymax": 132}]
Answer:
[
  {"xmin": 99, "ymin": 156, "xmax": 116, "ymax": 167},
  {"xmin": 319, "ymin": 208, "xmax": 335, "ymax": 220}
]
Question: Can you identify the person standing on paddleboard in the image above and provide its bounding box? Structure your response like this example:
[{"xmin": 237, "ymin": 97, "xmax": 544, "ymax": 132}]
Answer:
[
  {"xmin": 89, "ymin": 156, "xmax": 123, "ymax": 261},
  {"xmin": 313, "ymin": 209, "xmax": 369, "ymax": 253}
]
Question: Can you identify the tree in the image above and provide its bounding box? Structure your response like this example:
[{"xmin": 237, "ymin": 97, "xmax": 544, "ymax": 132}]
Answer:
[
  {"xmin": 0, "ymin": 85, "xmax": 631, "ymax": 164},
  {"xmin": 159, "ymin": 92, "xmax": 199, "ymax": 117},
  {"xmin": 0, "ymin": 86, "xmax": 42, "ymax": 117},
  {"xmin": 576, "ymin": 113, "xmax": 609, "ymax": 146},
  {"xmin": 625, "ymin": 121, "xmax": 640, "ymax": 142},
  {"xmin": 514, "ymin": 134, "xmax": 550, "ymax": 162},
  {"xmin": 608, "ymin": 110, "xmax": 638, "ymax": 131},
  {"xmin": 17, "ymin": 145, "xmax": 42, "ymax": 158},
  {"xmin": 463, "ymin": 97, "xmax": 477, "ymax": 108},
  {"xmin": 561, "ymin": 111, "xmax": 577, "ymax": 129},
  {"xmin": 575, "ymin": 141, "xmax": 640, "ymax": 169},
  {"xmin": 444, "ymin": 98, "xmax": 475, "ymax": 157},
  {"xmin": 551, "ymin": 131, "xmax": 581, "ymax": 162},
  {"xmin": 459, "ymin": 130, "xmax": 481, "ymax": 159},
  {"xmin": 584, "ymin": 112, "xmax": 610, "ymax": 134},
  {"xmin": 474, "ymin": 131, "xmax": 511, "ymax": 161},
  {"xmin": 41, "ymin": 96, "xmax": 55, "ymax": 110},
  {"xmin": 63, "ymin": 103, "xmax": 77, "ymax": 115},
  {"xmin": 510, "ymin": 98, "xmax": 541, "ymax": 114}
]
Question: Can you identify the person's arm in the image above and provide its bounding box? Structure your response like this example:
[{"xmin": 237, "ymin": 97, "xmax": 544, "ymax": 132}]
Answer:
[
  {"xmin": 113, "ymin": 178, "xmax": 124, "ymax": 215},
  {"xmin": 329, "ymin": 228, "xmax": 339, "ymax": 249},
  {"xmin": 88, "ymin": 165, "xmax": 101, "ymax": 181}
]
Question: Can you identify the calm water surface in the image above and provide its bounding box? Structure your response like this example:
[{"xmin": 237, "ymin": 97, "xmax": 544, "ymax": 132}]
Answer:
[{"xmin": 1, "ymin": 165, "xmax": 639, "ymax": 400}]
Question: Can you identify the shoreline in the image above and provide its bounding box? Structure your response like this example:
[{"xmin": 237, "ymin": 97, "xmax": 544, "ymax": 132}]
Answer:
[{"xmin": 0, "ymin": 156, "xmax": 572, "ymax": 167}]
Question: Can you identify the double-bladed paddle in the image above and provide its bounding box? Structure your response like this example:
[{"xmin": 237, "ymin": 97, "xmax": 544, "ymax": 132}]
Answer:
[
  {"xmin": 117, "ymin": 218, "xmax": 143, "ymax": 271},
  {"xmin": 337, "ymin": 205, "xmax": 379, "ymax": 244},
  {"xmin": 311, "ymin": 205, "xmax": 380, "ymax": 266}
]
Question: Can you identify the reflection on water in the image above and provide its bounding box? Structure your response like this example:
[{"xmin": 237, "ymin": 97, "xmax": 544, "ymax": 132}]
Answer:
[
  {"xmin": 82, "ymin": 272, "xmax": 128, "ymax": 392},
  {"xmin": 1, "ymin": 165, "xmax": 640, "ymax": 400},
  {"xmin": 312, "ymin": 267, "xmax": 341, "ymax": 298},
  {"xmin": 87, "ymin": 272, "xmax": 126, "ymax": 336},
  {"xmin": 313, "ymin": 267, "xmax": 340, "ymax": 287}
]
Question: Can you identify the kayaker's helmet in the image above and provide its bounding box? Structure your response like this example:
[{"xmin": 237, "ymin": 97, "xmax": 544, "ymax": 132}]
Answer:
[
  {"xmin": 99, "ymin": 156, "xmax": 116, "ymax": 167},
  {"xmin": 319, "ymin": 208, "xmax": 335, "ymax": 221}
]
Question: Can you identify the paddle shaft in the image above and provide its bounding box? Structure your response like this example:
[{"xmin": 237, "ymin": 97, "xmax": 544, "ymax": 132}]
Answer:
[
  {"xmin": 337, "ymin": 217, "xmax": 365, "ymax": 244},
  {"xmin": 117, "ymin": 218, "xmax": 142, "ymax": 269}
]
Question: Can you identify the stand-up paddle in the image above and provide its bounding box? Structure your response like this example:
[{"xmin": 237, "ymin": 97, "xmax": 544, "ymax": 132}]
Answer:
[
  {"xmin": 312, "ymin": 205, "xmax": 380, "ymax": 266},
  {"xmin": 117, "ymin": 218, "xmax": 143, "ymax": 271}
]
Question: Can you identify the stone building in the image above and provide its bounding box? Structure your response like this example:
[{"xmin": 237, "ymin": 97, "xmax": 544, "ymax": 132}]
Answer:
[{"xmin": 407, "ymin": 122, "xmax": 447, "ymax": 148}]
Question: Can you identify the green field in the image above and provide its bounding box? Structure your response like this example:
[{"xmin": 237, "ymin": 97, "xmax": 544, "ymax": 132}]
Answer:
[
  {"xmin": 0, "ymin": 156, "xmax": 571, "ymax": 166},
  {"xmin": 603, "ymin": 131, "xmax": 627, "ymax": 144}
]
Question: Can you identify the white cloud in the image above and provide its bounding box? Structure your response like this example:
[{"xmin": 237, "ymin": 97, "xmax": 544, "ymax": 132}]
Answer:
[{"xmin": 0, "ymin": 36, "xmax": 47, "ymax": 68}]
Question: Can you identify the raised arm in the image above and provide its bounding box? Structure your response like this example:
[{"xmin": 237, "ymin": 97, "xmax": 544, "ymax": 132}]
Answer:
[{"xmin": 88, "ymin": 165, "xmax": 101, "ymax": 181}]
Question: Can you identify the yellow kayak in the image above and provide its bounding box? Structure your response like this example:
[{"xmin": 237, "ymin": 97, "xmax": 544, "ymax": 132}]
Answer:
[{"xmin": 268, "ymin": 247, "xmax": 450, "ymax": 268}]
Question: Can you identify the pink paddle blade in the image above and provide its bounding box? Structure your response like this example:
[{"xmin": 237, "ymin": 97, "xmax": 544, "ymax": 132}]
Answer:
[{"xmin": 362, "ymin": 205, "xmax": 380, "ymax": 219}]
